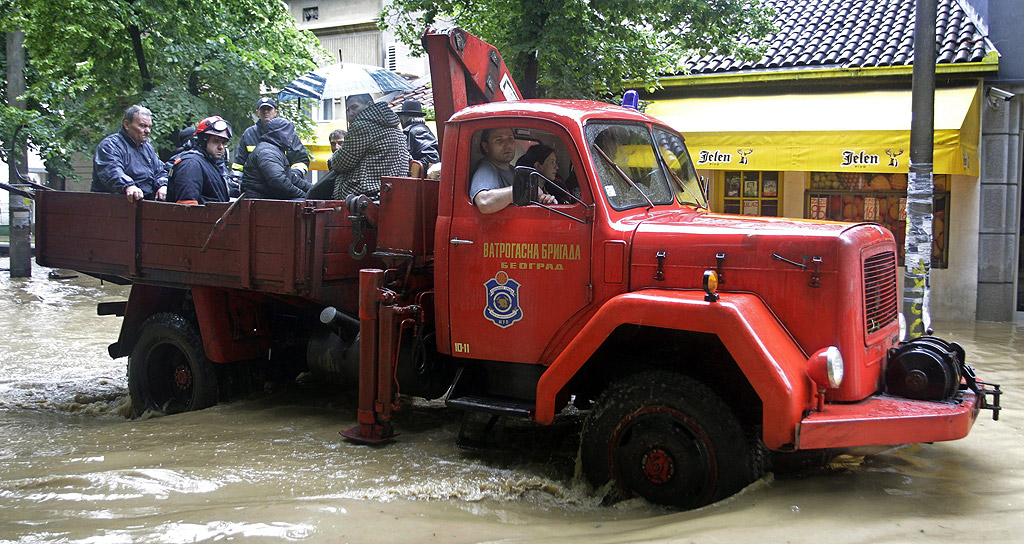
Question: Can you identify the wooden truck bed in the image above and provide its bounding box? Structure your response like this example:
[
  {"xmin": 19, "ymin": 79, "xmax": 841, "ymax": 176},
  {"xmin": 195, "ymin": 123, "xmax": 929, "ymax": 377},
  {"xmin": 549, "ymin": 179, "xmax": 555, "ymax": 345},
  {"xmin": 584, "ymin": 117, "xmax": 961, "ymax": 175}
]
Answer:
[{"xmin": 34, "ymin": 191, "xmax": 377, "ymax": 307}]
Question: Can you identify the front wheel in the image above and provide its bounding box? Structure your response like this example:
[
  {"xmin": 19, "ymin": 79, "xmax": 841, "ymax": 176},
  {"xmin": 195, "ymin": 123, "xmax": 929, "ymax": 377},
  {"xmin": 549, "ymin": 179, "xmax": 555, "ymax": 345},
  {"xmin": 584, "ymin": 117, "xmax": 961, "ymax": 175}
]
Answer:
[
  {"xmin": 581, "ymin": 371, "xmax": 760, "ymax": 509},
  {"xmin": 128, "ymin": 312, "xmax": 218, "ymax": 416}
]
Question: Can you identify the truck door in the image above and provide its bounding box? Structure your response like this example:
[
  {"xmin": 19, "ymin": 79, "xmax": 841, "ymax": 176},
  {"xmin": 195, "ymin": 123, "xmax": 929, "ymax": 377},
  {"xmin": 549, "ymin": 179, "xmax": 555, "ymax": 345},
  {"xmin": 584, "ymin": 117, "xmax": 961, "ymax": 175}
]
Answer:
[{"xmin": 446, "ymin": 121, "xmax": 593, "ymax": 364}]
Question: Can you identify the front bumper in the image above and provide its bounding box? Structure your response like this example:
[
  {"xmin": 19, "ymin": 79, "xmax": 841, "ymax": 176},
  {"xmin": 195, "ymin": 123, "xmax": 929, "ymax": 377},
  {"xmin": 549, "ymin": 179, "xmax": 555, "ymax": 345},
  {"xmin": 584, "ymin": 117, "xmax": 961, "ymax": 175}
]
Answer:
[{"xmin": 798, "ymin": 388, "xmax": 985, "ymax": 450}]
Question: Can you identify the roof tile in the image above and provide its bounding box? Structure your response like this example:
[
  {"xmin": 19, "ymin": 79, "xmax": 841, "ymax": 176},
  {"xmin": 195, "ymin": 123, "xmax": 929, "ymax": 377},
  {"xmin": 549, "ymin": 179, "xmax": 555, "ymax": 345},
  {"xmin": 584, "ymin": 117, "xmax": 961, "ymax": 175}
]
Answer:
[{"xmin": 676, "ymin": 0, "xmax": 994, "ymax": 77}]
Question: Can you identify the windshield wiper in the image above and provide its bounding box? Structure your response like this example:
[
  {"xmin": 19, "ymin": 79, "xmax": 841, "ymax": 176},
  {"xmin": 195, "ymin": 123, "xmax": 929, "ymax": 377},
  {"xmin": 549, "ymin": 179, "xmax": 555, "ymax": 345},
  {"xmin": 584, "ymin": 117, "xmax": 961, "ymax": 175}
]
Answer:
[
  {"xmin": 592, "ymin": 144, "xmax": 654, "ymax": 210},
  {"xmin": 665, "ymin": 166, "xmax": 707, "ymax": 209}
]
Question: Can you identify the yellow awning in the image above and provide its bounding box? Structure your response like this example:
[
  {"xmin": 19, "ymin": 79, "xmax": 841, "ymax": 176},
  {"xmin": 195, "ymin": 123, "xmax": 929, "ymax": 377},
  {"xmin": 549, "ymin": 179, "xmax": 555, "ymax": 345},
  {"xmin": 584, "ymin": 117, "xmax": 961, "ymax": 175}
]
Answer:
[{"xmin": 646, "ymin": 85, "xmax": 980, "ymax": 175}]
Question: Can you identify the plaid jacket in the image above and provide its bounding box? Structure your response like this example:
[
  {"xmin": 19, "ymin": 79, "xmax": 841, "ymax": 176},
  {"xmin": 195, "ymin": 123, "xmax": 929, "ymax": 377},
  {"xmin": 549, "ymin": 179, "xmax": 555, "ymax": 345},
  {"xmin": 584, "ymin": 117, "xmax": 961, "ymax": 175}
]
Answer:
[{"xmin": 331, "ymin": 102, "xmax": 410, "ymax": 199}]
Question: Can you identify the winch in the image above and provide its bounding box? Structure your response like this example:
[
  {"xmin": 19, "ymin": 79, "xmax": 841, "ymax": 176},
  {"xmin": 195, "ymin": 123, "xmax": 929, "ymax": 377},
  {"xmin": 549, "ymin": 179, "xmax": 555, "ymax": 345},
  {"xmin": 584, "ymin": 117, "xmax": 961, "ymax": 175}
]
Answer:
[{"xmin": 886, "ymin": 336, "xmax": 1002, "ymax": 420}]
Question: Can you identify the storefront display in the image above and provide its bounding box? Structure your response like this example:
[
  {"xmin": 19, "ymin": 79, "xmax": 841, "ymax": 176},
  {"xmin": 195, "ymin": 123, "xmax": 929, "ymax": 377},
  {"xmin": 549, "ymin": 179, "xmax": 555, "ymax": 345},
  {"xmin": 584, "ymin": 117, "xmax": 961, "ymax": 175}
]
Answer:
[
  {"xmin": 807, "ymin": 172, "xmax": 949, "ymax": 267},
  {"xmin": 722, "ymin": 171, "xmax": 780, "ymax": 216}
]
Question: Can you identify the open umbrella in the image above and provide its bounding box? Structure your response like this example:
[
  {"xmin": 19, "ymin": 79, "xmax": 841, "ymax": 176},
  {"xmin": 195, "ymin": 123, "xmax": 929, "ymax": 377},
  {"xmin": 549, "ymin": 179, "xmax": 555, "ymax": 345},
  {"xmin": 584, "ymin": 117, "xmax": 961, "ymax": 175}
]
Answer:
[{"xmin": 278, "ymin": 62, "xmax": 416, "ymax": 102}]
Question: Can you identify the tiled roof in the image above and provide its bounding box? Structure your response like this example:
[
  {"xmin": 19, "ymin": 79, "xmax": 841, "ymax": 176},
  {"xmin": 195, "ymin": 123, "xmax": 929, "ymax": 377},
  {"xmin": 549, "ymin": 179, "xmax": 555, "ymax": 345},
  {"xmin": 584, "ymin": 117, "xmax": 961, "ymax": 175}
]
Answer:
[
  {"xmin": 679, "ymin": 0, "xmax": 993, "ymax": 76},
  {"xmin": 387, "ymin": 82, "xmax": 434, "ymax": 112}
]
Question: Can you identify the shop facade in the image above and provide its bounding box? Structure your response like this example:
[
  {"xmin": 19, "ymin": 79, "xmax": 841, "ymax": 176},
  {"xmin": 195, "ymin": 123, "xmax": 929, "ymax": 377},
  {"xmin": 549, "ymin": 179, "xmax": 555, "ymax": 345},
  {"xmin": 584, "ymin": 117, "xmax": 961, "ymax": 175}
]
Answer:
[
  {"xmin": 647, "ymin": 85, "xmax": 983, "ymax": 321},
  {"xmin": 640, "ymin": 0, "xmax": 1024, "ymax": 323}
]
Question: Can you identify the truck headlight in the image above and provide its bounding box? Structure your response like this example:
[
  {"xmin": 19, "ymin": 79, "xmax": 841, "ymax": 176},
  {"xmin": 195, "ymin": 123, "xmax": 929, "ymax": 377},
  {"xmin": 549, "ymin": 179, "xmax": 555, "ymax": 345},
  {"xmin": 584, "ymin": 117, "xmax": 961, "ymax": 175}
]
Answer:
[{"xmin": 808, "ymin": 346, "xmax": 844, "ymax": 389}]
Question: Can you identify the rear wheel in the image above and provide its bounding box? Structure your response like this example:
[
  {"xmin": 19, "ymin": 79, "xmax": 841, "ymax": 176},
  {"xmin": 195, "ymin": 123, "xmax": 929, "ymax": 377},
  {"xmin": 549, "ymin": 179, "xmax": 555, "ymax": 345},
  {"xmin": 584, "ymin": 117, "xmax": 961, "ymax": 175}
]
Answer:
[
  {"xmin": 128, "ymin": 313, "xmax": 218, "ymax": 416},
  {"xmin": 581, "ymin": 371, "xmax": 758, "ymax": 509}
]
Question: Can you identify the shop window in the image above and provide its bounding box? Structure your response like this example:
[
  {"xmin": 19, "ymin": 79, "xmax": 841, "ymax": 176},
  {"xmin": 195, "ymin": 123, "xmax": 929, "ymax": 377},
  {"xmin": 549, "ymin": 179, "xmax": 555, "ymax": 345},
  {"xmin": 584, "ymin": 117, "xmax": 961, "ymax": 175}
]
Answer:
[
  {"xmin": 721, "ymin": 171, "xmax": 780, "ymax": 216},
  {"xmin": 806, "ymin": 172, "xmax": 949, "ymax": 268}
]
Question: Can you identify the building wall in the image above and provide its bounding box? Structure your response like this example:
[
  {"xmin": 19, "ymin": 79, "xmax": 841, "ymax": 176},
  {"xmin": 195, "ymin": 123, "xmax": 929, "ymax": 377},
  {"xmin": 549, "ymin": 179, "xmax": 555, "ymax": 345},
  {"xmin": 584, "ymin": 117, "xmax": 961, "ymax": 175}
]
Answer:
[
  {"xmin": 976, "ymin": 85, "xmax": 1022, "ymax": 320},
  {"xmin": 285, "ymin": 1, "xmax": 382, "ymax": 30}
]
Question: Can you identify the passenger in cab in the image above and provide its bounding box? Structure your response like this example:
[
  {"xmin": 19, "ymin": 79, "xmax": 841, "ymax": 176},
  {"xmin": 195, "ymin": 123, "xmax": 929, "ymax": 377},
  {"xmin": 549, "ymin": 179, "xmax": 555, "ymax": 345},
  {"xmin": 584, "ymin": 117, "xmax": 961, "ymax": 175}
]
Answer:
[
  {"xmin": 167, "ymin": 116, "xmax": 233, "ymax": 205},
  {"xmin": 470, "ymin": 128, "xmax": 556, "ymax": 214},
  {"xmin": 515, "ymin": 144, "xmax": 577, "ymax": 204},
  {"xmin": 240, "ymin": 118, "xmax": 311, "ymax": 200},
  {"xmin": 91, "ymin": 105, "xmax": 168, "ymax": 202},
  {"xmin": 330, "ymin": 94, "xmax": 410, "ymax": 199}
]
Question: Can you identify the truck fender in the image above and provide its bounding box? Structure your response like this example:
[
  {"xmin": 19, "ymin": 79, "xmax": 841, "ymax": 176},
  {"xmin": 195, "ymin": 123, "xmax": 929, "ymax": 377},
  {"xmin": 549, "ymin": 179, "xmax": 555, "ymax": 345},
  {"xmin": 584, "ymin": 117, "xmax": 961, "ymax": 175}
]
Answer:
[
  {"xmin": 109, "ymin": 284, "xmax": 188, "ymax": 359},
  {"xmin": 191, "ymin": 285, "xmax": 271, "ymax": 363},
  {"xmin": 535, "ymin": 290, "xmax": 813, "ymax": 450}
]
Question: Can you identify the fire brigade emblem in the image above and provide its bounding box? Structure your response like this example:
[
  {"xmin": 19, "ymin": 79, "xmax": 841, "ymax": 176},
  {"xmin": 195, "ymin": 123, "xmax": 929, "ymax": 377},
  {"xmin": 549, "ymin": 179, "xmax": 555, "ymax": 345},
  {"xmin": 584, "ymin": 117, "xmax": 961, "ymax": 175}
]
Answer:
[{"xmin": 484, "ymin": 271, "xmax": 523, "ymax": 328}]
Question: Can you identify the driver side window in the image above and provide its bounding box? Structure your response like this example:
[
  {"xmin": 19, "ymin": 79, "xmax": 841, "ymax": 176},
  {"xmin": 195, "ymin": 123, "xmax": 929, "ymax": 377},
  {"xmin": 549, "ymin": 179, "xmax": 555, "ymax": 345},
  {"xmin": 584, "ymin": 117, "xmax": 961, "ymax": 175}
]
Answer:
[
  {"xmin": 468, "ymin": 126, "xmax": 581, "ymax": 202},
  {"xmin": 468, "ymin": 127, "xmax": 582, "ymax": 212}
]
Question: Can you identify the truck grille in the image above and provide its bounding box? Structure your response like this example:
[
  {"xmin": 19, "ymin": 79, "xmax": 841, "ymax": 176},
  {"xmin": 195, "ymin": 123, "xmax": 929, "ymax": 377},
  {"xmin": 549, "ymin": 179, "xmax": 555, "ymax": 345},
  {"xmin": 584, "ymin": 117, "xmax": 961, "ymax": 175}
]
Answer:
[{"xmin": 864, "ymin": 251, "xmax": 898, "ymax": 333}]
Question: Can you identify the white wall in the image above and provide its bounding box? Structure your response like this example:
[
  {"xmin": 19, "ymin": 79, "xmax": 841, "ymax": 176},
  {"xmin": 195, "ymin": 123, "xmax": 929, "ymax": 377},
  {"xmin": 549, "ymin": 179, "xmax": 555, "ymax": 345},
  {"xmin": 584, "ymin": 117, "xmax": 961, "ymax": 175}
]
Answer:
[{"xmin": 901, "ymin": 174, "xmax": 980, "ymax": 322}]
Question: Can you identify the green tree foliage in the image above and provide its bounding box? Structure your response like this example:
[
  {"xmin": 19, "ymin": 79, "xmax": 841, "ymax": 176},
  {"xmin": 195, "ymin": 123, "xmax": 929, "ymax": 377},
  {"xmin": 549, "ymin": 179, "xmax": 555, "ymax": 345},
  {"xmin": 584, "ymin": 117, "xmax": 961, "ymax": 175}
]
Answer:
[
  {"xmin": 381, "ymin": 0, "xmax": 774, "ymax": 100},
  {"xmin": 1, "ymin": 0, "xmax": 325, "ymax": 177}
]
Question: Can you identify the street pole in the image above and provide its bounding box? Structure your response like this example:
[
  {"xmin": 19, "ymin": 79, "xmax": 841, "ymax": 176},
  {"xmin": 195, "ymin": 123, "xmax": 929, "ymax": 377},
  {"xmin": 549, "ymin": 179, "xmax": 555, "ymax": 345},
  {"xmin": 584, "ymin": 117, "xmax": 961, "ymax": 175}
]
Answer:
[
  {"xmin": 6, "ymin": 29, "xmax": 32, "ymax": 278},
  {"xmin": 904, "ymin": 0, "xmax": 937, "ymax": 339}
]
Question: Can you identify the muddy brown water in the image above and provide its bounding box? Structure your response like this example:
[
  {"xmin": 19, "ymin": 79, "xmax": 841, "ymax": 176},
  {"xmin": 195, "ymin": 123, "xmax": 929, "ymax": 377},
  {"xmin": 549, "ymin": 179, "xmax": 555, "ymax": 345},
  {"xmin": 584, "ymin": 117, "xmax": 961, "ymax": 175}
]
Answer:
[{"xmin": 1, "ymin": 257, "xmax": 1022, "ymax": 543}]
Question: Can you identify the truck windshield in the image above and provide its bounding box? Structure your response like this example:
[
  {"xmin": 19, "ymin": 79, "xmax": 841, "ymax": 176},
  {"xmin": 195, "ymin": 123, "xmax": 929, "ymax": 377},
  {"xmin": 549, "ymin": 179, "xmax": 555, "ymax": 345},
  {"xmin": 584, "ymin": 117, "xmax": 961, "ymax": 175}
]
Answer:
[{"xmin": 587, "ymin": 122, "xmax": 706, "ymax": 211}]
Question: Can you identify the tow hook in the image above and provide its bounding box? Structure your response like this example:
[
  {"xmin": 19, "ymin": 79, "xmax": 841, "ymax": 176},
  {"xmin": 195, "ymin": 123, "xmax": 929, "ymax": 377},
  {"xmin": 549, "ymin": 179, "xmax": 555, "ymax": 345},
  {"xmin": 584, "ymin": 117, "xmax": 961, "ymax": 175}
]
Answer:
[
  {"xmin": 346, "ymin": 195, "xmax": 373, "ymax": 260},
  {"xmin": 961, "ymin": 363, "xmax": 1003, "ymax": 421}
]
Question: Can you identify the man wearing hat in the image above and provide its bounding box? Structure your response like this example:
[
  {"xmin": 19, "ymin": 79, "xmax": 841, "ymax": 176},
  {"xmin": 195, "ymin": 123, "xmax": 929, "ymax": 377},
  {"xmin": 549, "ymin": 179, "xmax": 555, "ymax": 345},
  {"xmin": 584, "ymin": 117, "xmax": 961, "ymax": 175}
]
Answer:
[
  {"xmin": 397, "ymin": 99, "xmax": 439, "ymax": 167},
  {"xmin": 230, "ymin": 97, "xmax": 309, "ymax": 182}
]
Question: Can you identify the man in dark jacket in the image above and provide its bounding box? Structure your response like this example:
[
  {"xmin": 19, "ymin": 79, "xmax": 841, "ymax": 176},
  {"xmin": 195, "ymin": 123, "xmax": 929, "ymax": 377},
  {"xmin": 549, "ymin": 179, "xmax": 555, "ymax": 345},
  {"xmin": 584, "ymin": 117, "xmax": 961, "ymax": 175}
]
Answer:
[
  {"xmin": 240, "ymin": 118, "xmax": 312, "ymax": 200},
  {"xmin": 397, "ymin": 99, "xmax": 439, "ymax": 167},
  {"xmin": 92, "ymin": 105, "xmax": 168, "ymax": 201},
  {"xmin": 167, "ymin": 116, "xmax": 233, "ymax": 204},
  {"xmin": 331, "ymin": 94, "xmax": 410, "ymax": 199},
  {"xmin": 231, "ymin": 97, "xmax": 309, "ymax": 181}
]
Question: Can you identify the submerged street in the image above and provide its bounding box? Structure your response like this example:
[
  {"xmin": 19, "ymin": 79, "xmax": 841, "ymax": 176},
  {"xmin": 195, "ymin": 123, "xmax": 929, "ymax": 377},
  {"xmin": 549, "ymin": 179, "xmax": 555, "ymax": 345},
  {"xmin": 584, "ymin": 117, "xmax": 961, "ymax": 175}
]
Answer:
[{"xmin": 1, "ymin": 256, "xmax": 1022, "ymax": 543}]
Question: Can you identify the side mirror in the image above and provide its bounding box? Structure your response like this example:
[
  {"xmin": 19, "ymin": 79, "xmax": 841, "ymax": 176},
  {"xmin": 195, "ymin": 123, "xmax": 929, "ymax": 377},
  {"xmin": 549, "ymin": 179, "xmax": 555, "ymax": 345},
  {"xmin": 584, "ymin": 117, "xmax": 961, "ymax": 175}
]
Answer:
[{"xmin": 513, "ymin": 166, "xmax": 539, "ymax": 206}]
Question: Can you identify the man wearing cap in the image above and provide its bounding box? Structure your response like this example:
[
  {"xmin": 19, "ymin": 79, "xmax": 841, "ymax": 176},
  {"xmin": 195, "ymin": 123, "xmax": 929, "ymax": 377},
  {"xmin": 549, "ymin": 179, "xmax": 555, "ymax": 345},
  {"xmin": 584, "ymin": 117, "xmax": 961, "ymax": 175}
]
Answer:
[
  {"xmin": 397, "ymin": 99, "xmax": 439, "ymax": 167},
  {"xmin": 91, "ymin": 104, "xmax": 169, "ymax": 202},
  {"xmin": 330, "ymin": 94, "xmax": 410, "ymax": 199},
  {"xmin": 231, "ymin": 97, "xmax": 309, "ymax": 182},
  {"xmin": 166, "ymin": 116, "xmax": 234, "ymax": 204}
]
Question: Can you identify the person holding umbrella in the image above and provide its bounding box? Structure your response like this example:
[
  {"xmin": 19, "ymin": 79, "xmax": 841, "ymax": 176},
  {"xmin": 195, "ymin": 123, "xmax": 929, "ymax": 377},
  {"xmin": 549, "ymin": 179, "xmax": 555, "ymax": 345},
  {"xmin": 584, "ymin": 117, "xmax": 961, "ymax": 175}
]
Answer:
[
  {"xmin": 330, "ymin": 94, "xmax": 410, "ymax": 199},
  {"xmin": 231, "ymin": 97, "xmax": 310, "ymax": 182},
  {"xmin": 397, "ymin": 99, "xmax": 439, "ymax": 167}
]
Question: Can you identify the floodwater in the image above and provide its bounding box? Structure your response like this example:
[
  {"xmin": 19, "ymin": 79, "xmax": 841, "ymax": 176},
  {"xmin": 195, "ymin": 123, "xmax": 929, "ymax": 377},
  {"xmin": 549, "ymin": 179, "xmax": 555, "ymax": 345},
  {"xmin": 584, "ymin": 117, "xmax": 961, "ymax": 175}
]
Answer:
[{"xmin": 1, "ymin": 256, "xmax": 1022, "ymax": 543}]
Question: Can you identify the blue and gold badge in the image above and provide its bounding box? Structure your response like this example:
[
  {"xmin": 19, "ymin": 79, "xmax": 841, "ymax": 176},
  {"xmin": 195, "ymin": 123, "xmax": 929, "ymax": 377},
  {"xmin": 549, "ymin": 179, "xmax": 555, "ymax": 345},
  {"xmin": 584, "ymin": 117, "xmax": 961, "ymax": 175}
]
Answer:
[{"xmin": 484, "ymin": 271, "xmax": 523, "ymax": 328}]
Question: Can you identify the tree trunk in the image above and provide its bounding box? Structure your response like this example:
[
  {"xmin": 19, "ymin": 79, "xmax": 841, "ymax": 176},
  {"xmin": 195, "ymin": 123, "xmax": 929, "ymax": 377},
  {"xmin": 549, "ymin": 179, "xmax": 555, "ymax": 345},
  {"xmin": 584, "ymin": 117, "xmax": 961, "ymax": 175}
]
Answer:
[
  {"xmin": 128, "ymin": 25, "xmax": 153, "ymax": 92},
  {"xmin": 522, "ymin": 53, "xmax": 540, "ymax": 99}
]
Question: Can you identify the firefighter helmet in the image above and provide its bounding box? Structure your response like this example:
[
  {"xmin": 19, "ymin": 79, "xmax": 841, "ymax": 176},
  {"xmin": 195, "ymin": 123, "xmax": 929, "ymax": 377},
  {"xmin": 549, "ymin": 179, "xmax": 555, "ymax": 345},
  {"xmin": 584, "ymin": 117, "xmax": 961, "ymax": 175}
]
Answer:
[{"xmin": 195, "ymin": 116, "xmax": 232, "ymax": 140}]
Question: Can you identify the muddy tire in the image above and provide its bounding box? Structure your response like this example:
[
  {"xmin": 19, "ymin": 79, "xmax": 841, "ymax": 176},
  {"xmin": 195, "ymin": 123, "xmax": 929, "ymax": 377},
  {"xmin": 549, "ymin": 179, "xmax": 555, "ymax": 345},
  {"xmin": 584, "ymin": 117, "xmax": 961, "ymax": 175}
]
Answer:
[
  {"xmin": 128, "ymin": 312, "xmax": 218, "ymax": 416},
  {"xmin": 581, "ymin": 371, "xmax": 757, "ymax": 509}
]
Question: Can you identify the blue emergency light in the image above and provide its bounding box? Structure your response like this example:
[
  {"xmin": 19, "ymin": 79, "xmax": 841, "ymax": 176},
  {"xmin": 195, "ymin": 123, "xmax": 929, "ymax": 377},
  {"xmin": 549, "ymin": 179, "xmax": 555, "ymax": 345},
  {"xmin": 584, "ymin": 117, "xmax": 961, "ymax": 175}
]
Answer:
[{"xmin": 622, "ymin": 90, "xmax": 639, "ymax": 110}]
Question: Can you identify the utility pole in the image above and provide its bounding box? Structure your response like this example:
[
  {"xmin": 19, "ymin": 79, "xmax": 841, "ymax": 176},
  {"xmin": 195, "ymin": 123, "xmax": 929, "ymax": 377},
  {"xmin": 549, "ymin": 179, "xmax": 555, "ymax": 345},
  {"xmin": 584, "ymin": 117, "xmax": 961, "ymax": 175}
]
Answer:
[
  {"xmin": 6, "ymin": 29, "xmax": 32, "ymax": 277},
  {"xmin": 904, "ymin": 0, "xmax": 937, "ymax": 338}
]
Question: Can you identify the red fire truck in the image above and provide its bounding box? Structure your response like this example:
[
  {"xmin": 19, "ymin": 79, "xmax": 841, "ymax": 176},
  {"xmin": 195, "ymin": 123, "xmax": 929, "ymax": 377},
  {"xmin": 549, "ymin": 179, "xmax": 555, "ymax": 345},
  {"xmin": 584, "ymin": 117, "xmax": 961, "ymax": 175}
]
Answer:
[{"xmin": 32, "ymin": 28, "xmax": 1000, "ymax": 509}]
